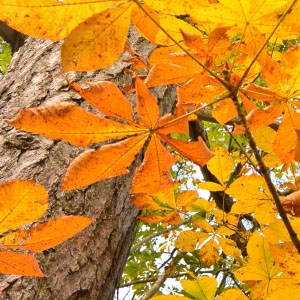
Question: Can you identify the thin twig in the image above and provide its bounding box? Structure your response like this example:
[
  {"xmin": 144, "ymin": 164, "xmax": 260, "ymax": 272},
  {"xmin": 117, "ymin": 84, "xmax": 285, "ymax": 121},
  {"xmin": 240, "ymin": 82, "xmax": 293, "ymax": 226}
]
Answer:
[
  {"xmin": 139, "ymin": 269, "xmax": 168, "ymax": 300},
  {"xmin": 130, "ymin": 218, "xmax": 190, "ymax": 253},
  {"xmin": 223, "ymin": 125, "xmax": 259, "ymax": 173},
  {"xmin": 231, "ymin": 92, "xmax": 300, "ymax": 254},
  {"xmin": 156, "ymin": 93, "xmax": 230, "ymax": 131},
  {"xmin": 159, "ymin": 248, "xmax": 177, "ymax": 270},
  {"xmin": 235, "ymin": 0, "xmax": 299, "ymax": 91},
  {"xmin": 132, "ymin": 0, "xmax": 230, "ymax": 89},
  {"xmin": 119, "ymin": 273, "xmax": 188, "ymax": 288}
]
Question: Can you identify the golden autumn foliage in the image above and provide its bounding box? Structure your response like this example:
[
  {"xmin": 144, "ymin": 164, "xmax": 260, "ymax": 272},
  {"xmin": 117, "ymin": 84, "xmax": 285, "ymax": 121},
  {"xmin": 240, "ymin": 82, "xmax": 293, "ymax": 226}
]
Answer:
[
  {"xmin": 2, "ymin": 0, "xmax": 300, "ymax": 299},
  {"xmin": 0, "ymin": 180, "xmax": 91, "ymax": 277}
]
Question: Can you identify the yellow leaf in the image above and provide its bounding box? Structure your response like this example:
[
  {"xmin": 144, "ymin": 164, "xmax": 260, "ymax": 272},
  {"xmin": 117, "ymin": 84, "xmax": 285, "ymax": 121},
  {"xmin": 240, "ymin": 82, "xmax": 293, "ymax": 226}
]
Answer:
[
  {"xmin": 207, "ymin": 147, "xmax": 233, "ymax": 185},
  {"xmin": 217, "ymin": 289, "xmax": 248, "ymax": 300},
  {"xmin": 269, "ymin": 242, "xmax": 300, "ymax": 279},
  {"xmin": 227, "ymin": 175, "xmax": 275, "ymax": 224},
  {"xmin": 0, "ymin": 0, "xmax": 120, "ymax": 40},
  {"xmin": 144, "ymin": 0, "xmax": 209, "ymax": 15},
  {"xmin": 235, "ymin": 231, "xmax": 287, "ymax": 299},
  {"xmin": 151, "ymin": 296, "xmax": 190, "ymax": 300},
  {"xmin": 253, "ymin": 126, "xmax": 276, "ymax": 153},
  {"xmin": 155, "ymin": 14, "xmax": 201, "ymax": 46},
  {"xmin": 61, "ymin": 3, "xmax": 132, "ymax": 71},
  {"xmin": 198, "ymin": 239, "xmax": 220, "ymax": 266},
  {"xmin": 175, "ymin": 230, "xmax": 208, "ymax": 252},
  {"xmin": 218, "ymin": 236, "xmax": 241, "ymax": 260},
  {"xmin": 176, "ymin": 190, "xmax": 199, "ymax": 209},
  {"xmin": 181, "ymin": 276, "xmax": 217, "ymax": 300},
  {"xmin": 263, "ymin": 153, "xmax": 282, "ymax": 168},
  {"xmin": 198, "ymin": 181, "xmax": 225, "ymax": 192},
  {"xmin": 191, "ymin": 0, "xmax": 286, "ymax": 48},
  {"xmin": 0, "ymin": 180, "xmax": 48, "ymax": 234},
  {"xmin": 186, "ymin": 199, "xmax": 216, "ymax": 213}
]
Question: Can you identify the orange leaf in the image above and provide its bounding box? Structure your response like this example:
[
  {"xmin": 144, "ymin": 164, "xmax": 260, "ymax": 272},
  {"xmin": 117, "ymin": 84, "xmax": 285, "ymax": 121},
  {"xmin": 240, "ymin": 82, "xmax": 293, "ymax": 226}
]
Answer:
[
  {"xmin": 177, "ymin": 75, "xmax": 224, "ymax": 104},
  {"xmin": 242, "ymin": 83, "xmax": 279, "ymax": 102},
  {"xmin": 272, "ymin": 110, "xmax": 297, "ymax": 163},
  {"xmin": 159, "ymin": 134, "xmax": 214, "ymax": 167},
  {"xmin": 131, "ymin": 3, "xmax": 159, "ymax": 44},
  {"xmin": 0, "ymin": 216, "xmax": 92, "ymax": 253},
  {"xmin": 135, "ymin": 77, "xmax": 159, "ymax": 129},
  {"xmin": 281, "ymin": 191, "xmax": 300, "ymax": 217},
  {"xmin": 145, "ymin": 62, "xmax": 200, "ymax": 87},
  {"xmin": 0, "ymin": 180, "xmax": 48, "ymax": 234},
  {"xmin": 69, "ymin": 81, "xmax": 135, "ymax": 124},
  {"xmin": 234, "ymin": 104, "xmax": 283, "ymax": 134},
  {"xmin": 212, "ymin": 98, "xmax": 237, "ymax": 125},
  {"xmin": 156, "ymin": 101, "xmax": 189, "ymax": 135},
  {"xmin": 0, "ymin": 251, "xmax": 45, "ymax": 277},
  {"xmin": 180, "ymin": 29, "xmax": 206, "ymax": 52},
  {"xmin": 131, "ymin": 135, "xmax": 175, "ymax": 194},
  {"xmin": 63, "ymin": 134, "xmax": 148, "ymax": 190},
  {"xmin": 7, "ymin": 103, "xmax": 145, "ymax": 147}
]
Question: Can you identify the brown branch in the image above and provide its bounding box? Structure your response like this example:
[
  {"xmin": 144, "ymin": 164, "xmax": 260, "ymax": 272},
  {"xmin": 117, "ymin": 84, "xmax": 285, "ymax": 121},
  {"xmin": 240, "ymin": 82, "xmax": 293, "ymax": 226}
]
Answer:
[
  {"xmin": 139, "ymin": 268, "xmax": 168, "ymax": 300},
  {"xmin": 0, "ymin": 21, "xmax": 25, "ymax": 53},
  {"xmin": 189, "ymin": 119, "xmax": 233, "ymax": 212},
  {"xmin": 119, "ymin": 273, "xmax": 188, "ymax": 288},
  {"xmin": 236, "ymin": 0, "xmax": 299, "ymax": 91},
  {"xmin": 131, "ymin": 0, "xmax": 230, "ymax": 89},
  {"xmin": 230, "ymin": 91, "xmax": 300, "ymax": 254}
]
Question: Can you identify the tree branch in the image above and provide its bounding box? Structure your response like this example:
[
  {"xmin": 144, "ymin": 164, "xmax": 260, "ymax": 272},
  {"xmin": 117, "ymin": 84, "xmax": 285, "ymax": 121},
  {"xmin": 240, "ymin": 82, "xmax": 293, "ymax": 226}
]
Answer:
[
  {"xmin": 231, "ymin": 92, "xmax": 300, "ymax": 254},
  {"xmin": 130, "ymin": 219, "xmax": 190, "ymax": 253},
  {"xmin": 0, "ymin": 21, "xmax": 25, "ymax": 53}
]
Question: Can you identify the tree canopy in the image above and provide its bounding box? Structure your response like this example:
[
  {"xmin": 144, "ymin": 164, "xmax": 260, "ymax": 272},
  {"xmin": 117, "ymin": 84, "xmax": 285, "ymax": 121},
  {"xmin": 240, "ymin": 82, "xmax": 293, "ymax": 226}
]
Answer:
[{"xmin": 1, "ymin": 1, "xmax": 300, "ymax": 299}]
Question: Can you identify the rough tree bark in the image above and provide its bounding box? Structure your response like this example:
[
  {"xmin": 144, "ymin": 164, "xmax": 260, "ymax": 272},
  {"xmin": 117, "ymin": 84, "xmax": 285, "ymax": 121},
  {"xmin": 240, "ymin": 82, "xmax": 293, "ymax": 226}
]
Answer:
[{"xmin": 0, "ymin": 30, "xmax": 175, "ymax": 299}]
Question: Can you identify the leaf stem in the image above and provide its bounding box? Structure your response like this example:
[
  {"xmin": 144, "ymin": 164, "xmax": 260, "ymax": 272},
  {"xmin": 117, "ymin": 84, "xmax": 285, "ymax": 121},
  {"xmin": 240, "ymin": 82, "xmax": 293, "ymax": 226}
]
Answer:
[
  {"xmin": 230, "ymin": 91, "xmax": 300, "ymax": 254},
  {"xmin": 156, "ymin": 93, "xmax": 230, "ymax": 131},
  {"xmin": 132, "ymin": 0, "xmax": 230, "ymax": 89},
  {"xmin": 235, "ymin": 0, "xmax": 299, "ymax": 92}
]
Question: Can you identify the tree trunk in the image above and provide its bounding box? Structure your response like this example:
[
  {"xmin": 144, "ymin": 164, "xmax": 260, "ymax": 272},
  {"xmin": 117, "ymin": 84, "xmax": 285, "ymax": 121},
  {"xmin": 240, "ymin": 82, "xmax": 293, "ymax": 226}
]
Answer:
[{"xmin": 0, "ymin": 33, "xmax": 174, "ymax": 299}]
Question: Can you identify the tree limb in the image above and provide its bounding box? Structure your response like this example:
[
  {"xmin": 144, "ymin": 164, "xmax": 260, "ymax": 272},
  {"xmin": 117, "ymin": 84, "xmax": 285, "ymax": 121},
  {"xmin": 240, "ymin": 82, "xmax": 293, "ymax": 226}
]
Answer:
[
  {"xmin": 231, "ymin": 92, "xmax": 300, "ymax": 254},
  {"xmin": 0, "ymin": 21, "xmax": 25, "ymax": 53}
]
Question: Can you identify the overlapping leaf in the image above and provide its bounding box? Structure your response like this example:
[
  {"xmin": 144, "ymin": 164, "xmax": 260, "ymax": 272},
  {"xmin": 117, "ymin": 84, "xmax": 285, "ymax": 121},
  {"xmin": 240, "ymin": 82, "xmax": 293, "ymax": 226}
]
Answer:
[
  {"xmin": 235, "ymin": 231, "xmax": 300, "ymax": 300},
  {"xmin": 151, "ymin": 276, "xmax": 248, "ymax": 300},
  {"xmin": 132, "ymin": 184, "xmax": 211, "ymax": 224},
  {"xmin": 8, "ymin": 78, "xmax": 213, "ymax": 194},
  {"xmin": 198, "ymin": 147, "xmax": 276, "ymax": 224},
  {"xmin": 0, "ymin": 180, "xmax": 92, "ymax": 277},
  {"xmin": 175, "ymin": 204, "xmax": 240, "ymax": 266},
  {"xmin": 238, "ymin": 47, "xmax": 300, "ymax": 163},
  {"xmin": 0, "ymin": 0, "xmax": 206, "ymax": 71}
]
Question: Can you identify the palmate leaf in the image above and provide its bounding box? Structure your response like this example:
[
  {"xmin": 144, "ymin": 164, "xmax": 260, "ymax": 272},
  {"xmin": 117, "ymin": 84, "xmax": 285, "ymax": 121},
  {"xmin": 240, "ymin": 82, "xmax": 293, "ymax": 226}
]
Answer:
[
  {"xmin": 132, "ymin": 184, "xmax": 199, "ymax": 224},
  {"xmin": 235, "ymin": 231, "xmax": 300, "ymax": 300},
  {"xmin": 0, "ymin": 180, "xmax": 92, "ymax": 277},
  {"xmin": 151, "ymin": 276, "xmax": 247, "ymax": 300},
  {"xmin": 0, "ymin": 0, "xmax": 203, "ymax": 71},
  {"xmin": 9, "ymin": 78, "xmax": 213, "ymax": 194},
  {"xmin": 237, "ymin": 47, "xmax": 300, "ymax": 163}
]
